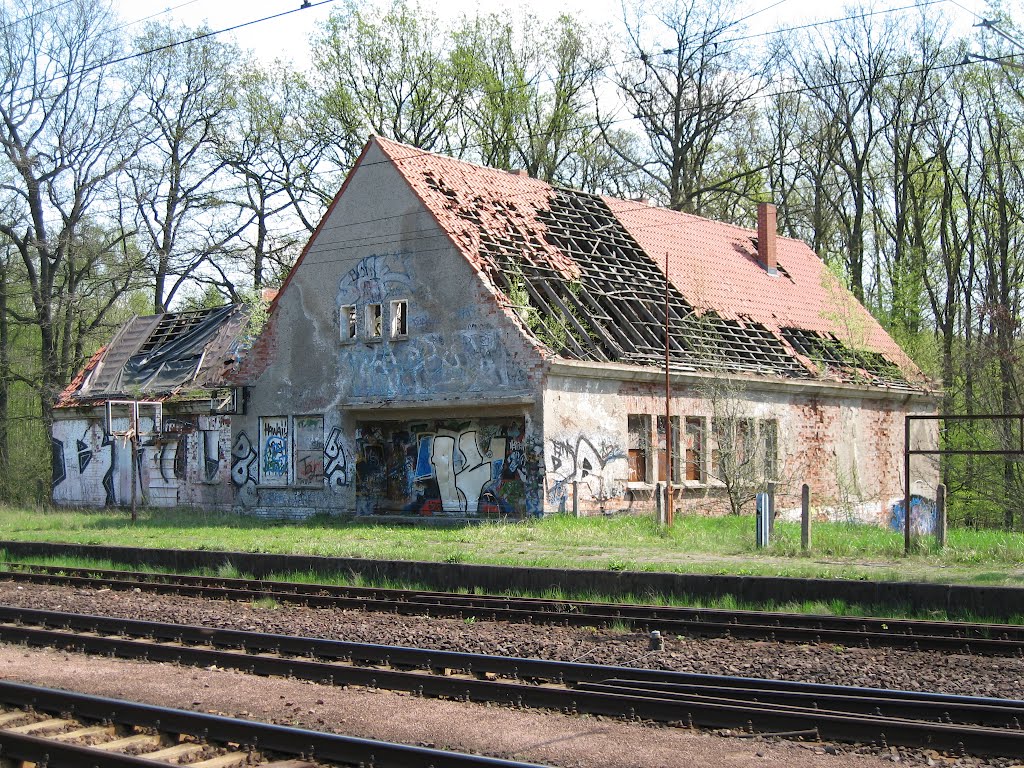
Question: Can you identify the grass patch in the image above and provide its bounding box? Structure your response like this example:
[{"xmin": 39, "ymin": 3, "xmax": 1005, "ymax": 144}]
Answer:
[
  {"xmin": 1, "ymin": 551, "xmax": 1023, "ymax": 624},
  {"xmin": 0, "ymin": 504, "xmax": 1022, "ymax": 588}
]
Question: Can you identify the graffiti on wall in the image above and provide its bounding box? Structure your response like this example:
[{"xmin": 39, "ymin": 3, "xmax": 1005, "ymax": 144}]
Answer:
[
  {"xmin": 349, "ymin": 327, "xmax": 526, "ymax": 399},
  {"xmin": 335, "ymin": 253, "xmax": 529, "ymax": 399},
  {"xmin": 338, "ymin": 253, "xmax": 413, "ymax": 306},
  {"xmin": 51, "ymin": 438, "xmax": 66, "ymax": 488},
  {"xmin": 293, "ymin": 416, "xmax": 325, "ymax": 487},
  {"xmin": 890, "ymin": 494, "xmax": 937, "ymax": 536},
  {"xmin": 231, "ymin": 431, "xmax": 258, "ymax": 504},
  {"xmin": 51, "ymin": 423, "xmax": 116, "ymax": 505},
  {"xmin": 324, "ymin": 428, "xmax": 353, "ymax": 488},
  {"xmin": 259, "ymin": 416, "xmax": 289, "ymax": 486},
  {"xmin": 546, "ymin": 435, "xmax": 626, "ymax": 507},
  {"xmin": 355, "ymin": 419, "xmax": 535, "ymax": 516}
]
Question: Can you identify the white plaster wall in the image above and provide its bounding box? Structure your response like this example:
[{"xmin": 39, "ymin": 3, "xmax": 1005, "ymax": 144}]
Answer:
[{"xmin": 543, "ymin": 368, "xmax": 939, "ymax": 522}]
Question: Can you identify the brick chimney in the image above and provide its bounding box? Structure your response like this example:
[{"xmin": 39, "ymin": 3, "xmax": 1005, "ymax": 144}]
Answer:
[{"xmin": 757, "ymin": 202, "xmax": 777, "ymax": 274}]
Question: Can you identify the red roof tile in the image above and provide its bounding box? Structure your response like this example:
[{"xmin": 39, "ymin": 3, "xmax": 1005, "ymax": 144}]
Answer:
[{"xmin": 364, "ymin": 137, "xmax": 923, "ymax": 385}]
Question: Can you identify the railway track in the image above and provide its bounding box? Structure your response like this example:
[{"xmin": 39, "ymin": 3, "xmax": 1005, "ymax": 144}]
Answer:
[
  {"xmin": 0, "ymin": 679, "xmax": 548, "ymax": 767},
  {"xmin": 0, "ymin": 604, "xmax": 1022, "ymax": 757},
  {"xmin": 2, "ymin": 561, "xmax": 1022, "ymax": 656}
]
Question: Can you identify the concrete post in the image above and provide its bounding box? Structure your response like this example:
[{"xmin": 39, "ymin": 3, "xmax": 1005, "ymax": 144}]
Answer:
[
  {"xmin": 801, "ymin": 483, "xmax": 811, "ymax": 552},
  {"xmin": 936, "ymin": 483, "xmax": 947, "ymax": 550}
]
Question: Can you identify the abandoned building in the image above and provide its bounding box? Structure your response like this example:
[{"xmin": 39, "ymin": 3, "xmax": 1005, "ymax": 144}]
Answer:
[
  {"xmin": 53, "ymin": 136, "xmax": 939, "ymax": 521},
  {"xmin": 227, "ymin": 136, "xmax": 938, "ymax": 521},
  {"xmin": 52, "ymin": 304, "xmax": 248, "ymax": 508}
]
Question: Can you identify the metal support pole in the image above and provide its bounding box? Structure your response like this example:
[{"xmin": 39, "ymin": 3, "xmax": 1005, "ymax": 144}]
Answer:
[
  {"xmin": 800, "ymin": 483, "xmax": 810, "ymax": 552},
  {"xmin": 130, "ymin": 402, "xmax": 139, "ymax": 524},
  {"xmin": 664, "ymin": 250, "xmax": 673, "ymax": 527},
  {"xmin": 904, "ymin": 415, "xmax": 912, "ymax": 555},
  {"xmin": 655, "ymin": 482, "xmax": 663, "ymax": 526},
  {"xmin": 936, "ymin": 483, "xmax": 947, "ymax": 550},
  {"xmin": 572, "ymin": 481, "xmax": 579, "ymax": 518}
]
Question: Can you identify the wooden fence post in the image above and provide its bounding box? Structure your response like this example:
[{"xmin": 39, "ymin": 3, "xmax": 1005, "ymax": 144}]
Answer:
[{"xmin": 801, "ymin": 483, "xmax": 811, "ymax": 552}]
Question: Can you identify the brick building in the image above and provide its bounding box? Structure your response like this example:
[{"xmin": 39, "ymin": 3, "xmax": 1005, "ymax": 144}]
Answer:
[{"xmin": 230, "ymin": 136, "xmax": 939, "ymax": 522}]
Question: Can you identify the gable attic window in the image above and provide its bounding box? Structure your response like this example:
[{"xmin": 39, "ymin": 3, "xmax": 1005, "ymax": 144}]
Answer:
[
  {"xmin": 340, "ymin": 305, "xmax": 357, "ymax": 341},
  {"xmin": 390, "ymin": 299, "xmax": 408, "ymax": 339},
  {"xmin": 366, "ymin": 304, "xmax": 383, "ymax": 340}
]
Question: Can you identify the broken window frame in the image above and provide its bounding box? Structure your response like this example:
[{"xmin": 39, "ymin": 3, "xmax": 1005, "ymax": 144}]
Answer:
[
  {"xmin": 656, "ymin": 414, "xmax": 681, "ymax": 483},
  {"xmin": 390, "ymin": 299, "xmax": 409, "ymax": 339},
  {"xmin": 627, "ymin": 414, "xmax": 652, "ymax": 484},
  {"xmin": 366, "ymin": 304, "xmax": 383, "ymax": 340},
  {"xmin": 684, "ymin": 416, "xmax": 706, "ymax": 484},
  {"xmin": 340, "ymin": 305, "xmax": 357, "ymax": 342}
]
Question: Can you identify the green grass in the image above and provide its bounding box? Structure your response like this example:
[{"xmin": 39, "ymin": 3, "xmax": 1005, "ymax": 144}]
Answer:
[
  {"xmin": 1, "ymin": 550, "xmax": 1022, "ymax": 624},
  {"xmin": 0, "ymin": 504, "xmax": 1022, "ymax": 588}
]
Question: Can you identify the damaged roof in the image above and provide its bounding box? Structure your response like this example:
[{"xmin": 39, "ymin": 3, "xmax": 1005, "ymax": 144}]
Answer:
[
  {"xmin": 57, "ymin": 304, "xmax": 248, "ymax": 408},
  {"xmin": 373, "ymin": 136, "xmax": 925, "ymax": 390}
]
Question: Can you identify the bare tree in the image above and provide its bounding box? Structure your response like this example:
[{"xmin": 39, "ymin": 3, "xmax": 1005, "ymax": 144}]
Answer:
[
  {"xmin": 604, "ymin": 0, "xmax": 771, "ymax": 218},
  {"xmin": 0, "ymin": 0, "xmax": 138, "ymax": 429},
  {"xmin": 310, "ymin": 0, "xmax": 469, "ymax": 155},
  {"xmin": 125, "ymin": 23, "xmax": 238, "ymax": 313},
  {"xmin": 216, "ymin": 60, "xmax": 322, "ymax": 293}
]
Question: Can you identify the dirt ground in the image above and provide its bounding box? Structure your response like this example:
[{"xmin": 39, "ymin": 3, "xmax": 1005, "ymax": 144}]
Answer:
[{"xmin": 0, "ymin": 645, "xmax": 940, "ymax": 768}]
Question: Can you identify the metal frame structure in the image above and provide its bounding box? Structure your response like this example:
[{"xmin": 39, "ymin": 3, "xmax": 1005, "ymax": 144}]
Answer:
[{"xmin": 903, "ymin": 413, "xmax": 1024, "ymax": 553}]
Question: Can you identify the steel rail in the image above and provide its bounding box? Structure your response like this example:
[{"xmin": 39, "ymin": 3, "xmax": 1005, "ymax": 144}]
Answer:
[
  {"xmin": 0, "ymin": 680, "xmax": 551, "ymax": 768},
  {"xmin": 2, "ymin": 563, "xmax": 1021, "ymax": 655},
  {"xmin": 0, "ymin": 605, "xmax": 1022, "ymax": 756}
]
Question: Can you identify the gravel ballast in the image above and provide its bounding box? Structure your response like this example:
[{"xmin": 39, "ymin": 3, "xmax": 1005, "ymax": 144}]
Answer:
[{"xmin": 0, "ymin": 580, "xmax": 1018, "ymax": 768}]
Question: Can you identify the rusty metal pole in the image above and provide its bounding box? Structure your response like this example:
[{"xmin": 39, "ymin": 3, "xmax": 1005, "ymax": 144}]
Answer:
[
  {"xmin": 904, "ymin": 415, "xmax": 911, "ymax": 555},
  {"xmin": 665, "ymin": 251, "xmax": 673, "ymax": 527}
]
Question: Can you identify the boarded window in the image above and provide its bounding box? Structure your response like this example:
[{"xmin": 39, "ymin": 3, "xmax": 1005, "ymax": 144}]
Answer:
[
  {"xmin": 259, "ymin": 416, "xmax": 289, "ymax": 486},
  {"xmin": 340, "ymin": 305, "xmax": 357, "ymax": 341},
  {"xmin": 685, "ymin": 417, "xmax": 705, "ymax": 482},
  {"xmin": 656, "ymin": 415, "xmax": 681, "ymax": 483},
  {"xmin": 294, "ymin": 415, "xmax": 325, "ymax": 486},
  {"xmin": 627, "ymin": 414, "xmax": 651, "ymax": 483},
  {"xmin": 390, "ymin": 299, "xmax": 408, "ymax": 338}
]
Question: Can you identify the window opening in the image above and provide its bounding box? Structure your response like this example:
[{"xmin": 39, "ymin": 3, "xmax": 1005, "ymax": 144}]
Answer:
[
  {"xmin": 685, "ymin": 417, "xmax": 705, "ymax": 482},
  {"xmin": 390, "ymin": 299, "xmax": 408, "ymax": 338},
  {"xmin": 627, "ymin": 414, "xmax": 652, "ymax": 483},
  {"xmin": 341, "ymin": 305, "xmax": 357, "ymax": 341},
  {"xmin": 366, "ymin": 304, "xmax": 383, "ymax": 339},
  {"xmin": 657, "ymin": 415, "xmax": 681, "ymax": 483}
]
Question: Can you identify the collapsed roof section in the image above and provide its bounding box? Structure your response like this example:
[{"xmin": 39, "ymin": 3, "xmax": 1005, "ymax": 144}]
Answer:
[
  {"xmin": 57, "ymin": 304, "xmax": 248, "ymax": 408},
  {"xmin": 378, "ymin": 136, "xmax": 926, "ymax": 390}
]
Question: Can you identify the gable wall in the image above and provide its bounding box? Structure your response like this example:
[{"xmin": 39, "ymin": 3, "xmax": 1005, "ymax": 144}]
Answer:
[{"xmin": 234, "ymin": 142, "xmax": 548, "ymax": 518}]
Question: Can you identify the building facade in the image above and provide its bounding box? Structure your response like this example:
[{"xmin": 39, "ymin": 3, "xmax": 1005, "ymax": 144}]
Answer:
[{"xmin": 228, "ymin": 137, "xmax": 938, "ymax": 522}]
